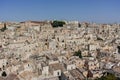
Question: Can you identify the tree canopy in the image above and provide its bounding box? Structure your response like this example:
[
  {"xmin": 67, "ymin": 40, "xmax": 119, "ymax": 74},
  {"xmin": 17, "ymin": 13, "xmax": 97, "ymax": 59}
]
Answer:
[
  {"xmin": 73, "ymin": 50, "xmax": 82, "ymax": 58},
  {"xmin": 0, "ymin": 23, "xmax": 7, "ymax": 32},
  {"xmin": 96, "ymin": 73, "xmax": 120, "ymax": 80},
  {"xmin": 1, "ymin": 71, "xmax": 7, "ymax": 77},
  {"xmin": 51, "ymin": 20, "xmax": 65, "ymax": 27}
]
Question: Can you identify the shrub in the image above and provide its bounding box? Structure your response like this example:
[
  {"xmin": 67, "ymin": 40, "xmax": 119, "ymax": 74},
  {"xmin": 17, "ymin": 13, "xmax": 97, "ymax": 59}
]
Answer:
[{"xmin": 1, "ymin": 71, "xmax": 7, "ymax": 77}]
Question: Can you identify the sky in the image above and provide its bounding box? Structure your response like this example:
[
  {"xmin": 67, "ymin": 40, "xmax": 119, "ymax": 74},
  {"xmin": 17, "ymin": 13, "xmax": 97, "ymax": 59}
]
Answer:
[{"xmin": 0, "ymin": 0, "xmax": 120, "ymax": 23}]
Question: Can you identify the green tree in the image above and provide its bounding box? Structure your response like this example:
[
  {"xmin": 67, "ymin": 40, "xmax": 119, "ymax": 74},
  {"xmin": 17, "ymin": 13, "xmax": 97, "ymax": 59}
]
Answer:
[
  {"xmin": 73, "ymin": 50, "xmax": 82, "ymax": 58},
  {"xmin": 96, "ymin": 73, "xmax": 119, "ymax": 80},
  {"xmin": 51, "ymin": 20, "xmax": 65, "ymax": 27},
  {"xmin": 1, "ymin": 23, "xmax": 7, "ymax": 32},
  {"xmin": 1, "ymin": 71, "xmax": 7, "ymax": 77}
]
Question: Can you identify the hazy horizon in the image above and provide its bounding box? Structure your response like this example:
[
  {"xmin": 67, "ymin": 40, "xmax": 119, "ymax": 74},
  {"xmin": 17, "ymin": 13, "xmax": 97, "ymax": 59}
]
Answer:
[{"xmin": 0, "ymin": 0, "xmax": 120, "ymax": 23}]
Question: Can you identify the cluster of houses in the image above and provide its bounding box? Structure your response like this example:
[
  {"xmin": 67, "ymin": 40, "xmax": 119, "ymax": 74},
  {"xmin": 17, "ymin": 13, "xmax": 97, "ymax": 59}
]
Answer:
[{"xmin": 0, "ymin": 21, "xmax": 120, "ymax": 80}]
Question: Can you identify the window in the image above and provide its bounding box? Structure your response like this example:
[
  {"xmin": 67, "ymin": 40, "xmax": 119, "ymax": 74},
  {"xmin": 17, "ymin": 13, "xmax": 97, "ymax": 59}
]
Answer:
[
  {"xmin": 67, "ymin": 76, "xmax": 69, "ymax": 79},
  {"xmin": 1, "ymin": 71, "xmax": 7, "ymax": 77},
  {"xmin": 57, "ymin": 72, "xmax": 59, "ymax": 76}
]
